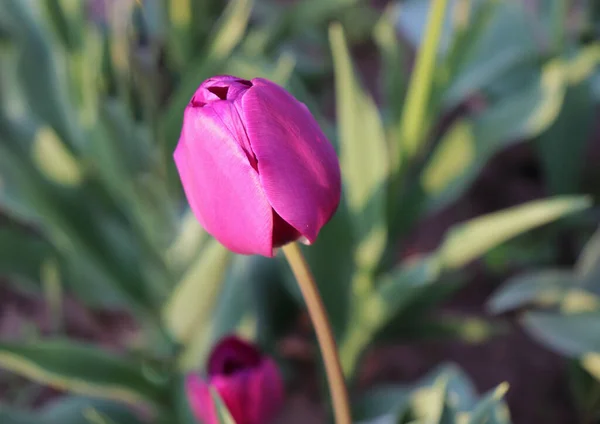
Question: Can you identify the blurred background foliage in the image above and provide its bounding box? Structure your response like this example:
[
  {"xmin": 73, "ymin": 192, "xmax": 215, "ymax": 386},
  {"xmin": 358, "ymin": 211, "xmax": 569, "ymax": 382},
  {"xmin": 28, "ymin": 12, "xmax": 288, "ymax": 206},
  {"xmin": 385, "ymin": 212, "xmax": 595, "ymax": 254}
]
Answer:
[{"xmin": 0, "ymin": 0, "xmax": 599, "ymax": 423}]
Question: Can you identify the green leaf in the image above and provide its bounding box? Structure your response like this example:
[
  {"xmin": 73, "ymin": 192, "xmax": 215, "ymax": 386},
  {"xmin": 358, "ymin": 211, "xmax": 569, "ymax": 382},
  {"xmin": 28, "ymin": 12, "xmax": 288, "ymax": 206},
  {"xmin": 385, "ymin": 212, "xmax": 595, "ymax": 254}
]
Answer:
[
  {"xmin": 204, "ymin": 0, "xmax": 254, "ymax": 63},
  {"xmin": 522, "ymin": 312, "xmax": 600, "ymax": 357},
  {"xmin": 437, "ymin": 196, "xmax": 591, "ymax": 269},
  {"xmin": 411, "ymin": 374, "xmax": 454, "ymax": 424},
  {"xmin": 208, "ymin": 255, "xmax": 276, "ymax": 345},
  {"xmin": 0, "ymin": 396, "xmax": 144, "ymax": 424},
  {"xmin": 43, "ymin": 0, "xmax": 84, "ymax": 52},
  {"xmin": 339, "ymin": 257, "xmax": 441, "ymax": 375},
  {"xmin": 2, "ymin": 0, "xmax": 82, "ymax": 151},
  {"xmin": 576, "ymin": 227, "xmax": 600, "ymax": 296},
  {"xmin": 329, "ymin": 23, "xmax": 388, "ymax": 271},
  {"xmin": 352, "ymin": 385, "xmax": 409, "ymax": 423},
  {"xmin": 536, "ymin": 79, "xmax": 595, "ymax": 195},
  {"xmin": 373, "ymin": 5, "xmax": 407, "ymax": 123},
  {"xmin": 163, "ymin": 238, "xmax": 231, "ymax": 347},
  {"xmin": 467, "ymin": 383, "xmax": 510, "ymax": 424},
  {"xmin": 487, "ymin": 270, "xmax": 574, "ymax": 314},
  {"xmin": 397, "ymin": 0, "xmax": 450, "ymax": 162},
  {"xmin": 210, "ymin": 388, "xmax": 237, "ymax": 424},
  {"xmin": 0, "ymin": 340, "xmax": 167, "ymax": 407},
  {"xmin": 442, "ymin": 0, "xmax": 536, "ymax": 107},
  {"xmin": 0, "ymin": 225, "xmax": 55, "ymax": 287},
  {"xmin": 423, "ymin": 58, "xmax": 569, "ymax": 212}
]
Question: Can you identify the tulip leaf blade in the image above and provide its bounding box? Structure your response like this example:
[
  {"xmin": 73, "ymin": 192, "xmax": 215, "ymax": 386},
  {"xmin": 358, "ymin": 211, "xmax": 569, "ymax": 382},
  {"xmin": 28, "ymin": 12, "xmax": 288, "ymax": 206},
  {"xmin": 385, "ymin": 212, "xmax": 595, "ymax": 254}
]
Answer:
[
  {"xmin": 329, "ymin": 23, "xmax": 388, "ymax": 271},
  {"xmin": 522, "ymin": 311, "xmax": 600, "ymax": 357},
  {"xmin": 0, "ymin": 340, "xmax": 167, "ymax": 408},
  {"xmin": 437, "ymin": 196, "xmax": 591, "ymax": 270},
  {"xmin": 0, "ymin": 396, "xmax": 145, "ymax": 424},
  {"xmin": 162, "ymin": 238, "xmax": 231, "ymax": 357},
  {"xmin": 210, "ymin": 388, "xmax": 237, "ymax": 424},
  {"xmin": 487, "ymin": 270, "xmax": 574, "ymax": 314},
  {"xmin": 397, "ymin": 0, "xmax": 450, "ymax": 162}
]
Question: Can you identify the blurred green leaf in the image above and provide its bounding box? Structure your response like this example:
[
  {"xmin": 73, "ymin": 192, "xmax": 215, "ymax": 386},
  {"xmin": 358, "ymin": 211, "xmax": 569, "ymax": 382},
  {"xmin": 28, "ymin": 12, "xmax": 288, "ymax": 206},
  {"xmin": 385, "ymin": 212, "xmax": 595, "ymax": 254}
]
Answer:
[
  {"xmin": 411, "ymin": 375, "xmax": 455, "ymax": 424},
  {"xmin": 0, "ymin": 226, "xmax": 54, "ymax": 288},
  {"xmin": 397, "ymin": 0, "xmax": 450, "ymax": 162},
  {"xmin": 163, "ymin": 238, "xmax": 231, "ymax": 350},
  {"xmin": 523, "ymin": 311, "xmax": 600, "ymax": 357},
  {"xmin": 374, "ymin": 5, "xmax": 407, "ymax": 124},
  {"xmin": 424, "ymin": 58, "xmax": 569, "ymax": 211},
  {"xmin": 340, "ymin": 257, "xmax": 441, "ymax": 375},
  {"xmin": 2, "ymin": 0, "xmax": 82, "ymax": 151},
  {"xmin": 441, "ymin": 0, "xmax": 503, "ymax": 91},
  {"xmin": 437, "ymin": 196, "xmax": 591, "ymax": 269},
  {"xmin": 0, "ymin": 396, "xmax": 144, "ymax": 424},
  {"xmin": 487, "ymin": 270, "xmax": 574, "ymax": 314},
  {"xmin": 443, "ymin": 0, "xmax": 536, "ymax": 107},
  {"xmin": 467, "ymin": 383, "xmax": 510, "ymax": 424},
  {"xmin": 166, "ymin": 211, "xmax": 207, "ymax": 274},
  {"xmin": 329, "ymin": 23, "xmax": 388, "ymax": 271},
  {"xmin": 173, "ymin": 375, "xmax": 198, "ymax": 424},
  {"xmin": 208, "ymin": 255, "xmax": 282, "ymax": 347},
  {"xmin": 204, "ymin": 0, "xmax": 254, "ymax": 63},
  {"xmin": 353, "ymin": 385, "xmax": 409, "ymax": 423},
  {"xmin": 43, "ymin": 0, "xmax": 84, "ymax": 52},
  {"xmin": 576, "ymin": 227, "xmax": 600, "ymax": 295},
  {"xmin": 0, "ymin": 340, "xmax": 167, "ymax": 407},
  {"xmin": 536, "ymin": 80, "xmax": 595, "ymax": 195}
]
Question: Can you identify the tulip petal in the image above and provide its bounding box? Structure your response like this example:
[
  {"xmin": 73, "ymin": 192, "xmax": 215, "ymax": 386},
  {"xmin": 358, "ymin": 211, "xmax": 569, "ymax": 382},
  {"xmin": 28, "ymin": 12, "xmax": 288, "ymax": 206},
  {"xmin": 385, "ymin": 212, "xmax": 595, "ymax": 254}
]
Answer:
[
  {"xmin": 207, "ymin": 336, "xmax": 262, "ymax": 377},
  {"xmin": 248, "ymin": 358, "xmax": 285, "ymax": 423},
  {"xmin": 211, "ymin": 373, "xmax": 251, "ymax": 424},
  {"xmin": 191, "ymin": 75, "xmax": 253, "ymax": 105},
  {"xmin": 186, "ymin": 375, "xmax": 218, "ymax": 424},
  {"xmin": 240, "ymin": 79, "xmax": 341, "ymax": 242},
  {"xmin": 174, "ymin": 103, "xmax": 273, "ymax": 256}
]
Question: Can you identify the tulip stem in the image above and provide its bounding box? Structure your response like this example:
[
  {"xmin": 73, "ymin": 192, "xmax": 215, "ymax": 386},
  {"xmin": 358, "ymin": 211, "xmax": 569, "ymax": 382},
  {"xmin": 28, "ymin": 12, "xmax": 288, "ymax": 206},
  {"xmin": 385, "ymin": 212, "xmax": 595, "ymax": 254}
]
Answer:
[{"xmin": 282, "ymin": 243, "xmax": 352, "ymax": 424}]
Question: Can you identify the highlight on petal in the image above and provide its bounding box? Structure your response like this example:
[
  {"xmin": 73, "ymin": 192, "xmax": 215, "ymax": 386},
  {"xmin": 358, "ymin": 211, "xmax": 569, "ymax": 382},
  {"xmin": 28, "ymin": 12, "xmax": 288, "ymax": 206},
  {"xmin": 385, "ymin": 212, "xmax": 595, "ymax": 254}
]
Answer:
[
  {"xmin": 174, "ymin": 104, "xmax": 274, "ymax": 256},
  {"xmin": 240, "ymin": 78, "xmax": 342, "ymax": 243}
]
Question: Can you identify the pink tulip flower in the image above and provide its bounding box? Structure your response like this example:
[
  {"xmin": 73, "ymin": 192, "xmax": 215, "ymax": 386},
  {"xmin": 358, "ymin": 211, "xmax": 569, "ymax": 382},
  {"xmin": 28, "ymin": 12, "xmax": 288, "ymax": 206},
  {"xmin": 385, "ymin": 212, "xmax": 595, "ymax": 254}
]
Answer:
[
  {"xmin": 174, "ymin": 76, "xmax": 341, "ymax": 256},
  {"xmin": 186, "ymin": 336, "xmax": 285, "ymax": 424}
]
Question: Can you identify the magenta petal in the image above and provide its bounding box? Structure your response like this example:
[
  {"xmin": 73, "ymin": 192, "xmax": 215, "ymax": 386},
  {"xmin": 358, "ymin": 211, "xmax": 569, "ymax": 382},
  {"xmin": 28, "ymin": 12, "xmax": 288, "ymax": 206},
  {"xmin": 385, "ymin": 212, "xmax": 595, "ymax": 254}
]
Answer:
[
  {"xmin": 191, "ymin": 75, "xmax": 253, "ymax": 105},
  {"xmin": 207, "ymin": 336, "xmax": 262, "ymax": 377},
  {"xmin": 211, "ymin": 374, "xmax": 248, "ymax": 424},
  {"xmin": 174, "ymin": 104, "xmax": 273, "ymax": 256},
  {"xmin": 240, "ymin": 78, "xmax": 341, "ymax": 242},
  {"xmin": 186, "ymin": 375, "xmax": 218, "ymax": 424},
  {"xmin": 210, "ymin": 359, "xmax": 284, "ymax": 424},
  {"xmin": 247, "ymin": 358, "xmax": 285, "ymax": 423}
]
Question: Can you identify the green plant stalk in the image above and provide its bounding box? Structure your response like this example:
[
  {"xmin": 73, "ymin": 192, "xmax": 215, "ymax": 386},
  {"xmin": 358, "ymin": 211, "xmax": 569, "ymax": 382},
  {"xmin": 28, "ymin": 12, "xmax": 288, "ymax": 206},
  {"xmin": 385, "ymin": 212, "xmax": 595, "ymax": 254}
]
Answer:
[{"xmin": 282, "ymin": 243, "xmax": 351, "ymax": 424}]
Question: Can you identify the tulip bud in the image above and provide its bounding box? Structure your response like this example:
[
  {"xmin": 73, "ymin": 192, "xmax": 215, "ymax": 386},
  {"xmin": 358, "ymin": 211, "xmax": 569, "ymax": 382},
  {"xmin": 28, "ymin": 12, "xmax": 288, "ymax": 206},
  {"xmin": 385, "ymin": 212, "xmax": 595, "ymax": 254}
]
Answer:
[
  {"xmin": 186, "ymin": 336, "xmax": 285, "ymax": 424},
  {"xmin": 174, "ymin": 76, "xmax": 341, "ymax": 257}
]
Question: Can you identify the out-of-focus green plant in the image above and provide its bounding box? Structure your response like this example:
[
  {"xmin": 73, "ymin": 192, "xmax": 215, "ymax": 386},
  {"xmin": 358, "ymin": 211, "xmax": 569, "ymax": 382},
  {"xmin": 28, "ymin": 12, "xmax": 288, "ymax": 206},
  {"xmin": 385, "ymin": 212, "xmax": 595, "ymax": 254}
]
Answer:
[
  {"xmin": 353, "ymin": 364, "xmax": 510, "ymax": 423},
  {"xmin": 319, "ymin": 0, "xmax": 596, "ymax": 378},
  {"xmin": 488, "ymin": 225, "xmax": 600, "ymax": 422},
  {"xmin": 0, "ymin": 0, "xmax": 598, "ymax": 423}
]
